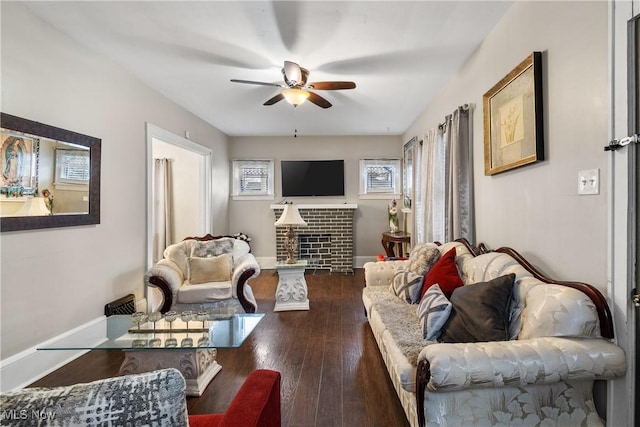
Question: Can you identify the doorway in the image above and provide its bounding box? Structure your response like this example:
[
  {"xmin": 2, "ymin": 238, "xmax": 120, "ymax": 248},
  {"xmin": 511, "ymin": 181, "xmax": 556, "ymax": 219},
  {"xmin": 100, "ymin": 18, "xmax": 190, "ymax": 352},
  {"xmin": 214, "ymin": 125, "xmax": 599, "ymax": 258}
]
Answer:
[{"xmin": 145, "ymin": 123, "xmax": 212, "ymax": 309}]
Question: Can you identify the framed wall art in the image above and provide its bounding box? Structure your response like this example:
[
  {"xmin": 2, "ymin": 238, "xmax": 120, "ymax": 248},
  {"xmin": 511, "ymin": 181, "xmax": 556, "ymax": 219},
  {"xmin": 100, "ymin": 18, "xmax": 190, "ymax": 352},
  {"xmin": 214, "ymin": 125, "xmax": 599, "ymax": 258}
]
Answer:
[
  {"xmin": 483, "ymin": 52, "xmax": 544, "ymax": 175},
  {"xmin": 0, "ymin": 129, "xmax": 39, "ymax": 193}
]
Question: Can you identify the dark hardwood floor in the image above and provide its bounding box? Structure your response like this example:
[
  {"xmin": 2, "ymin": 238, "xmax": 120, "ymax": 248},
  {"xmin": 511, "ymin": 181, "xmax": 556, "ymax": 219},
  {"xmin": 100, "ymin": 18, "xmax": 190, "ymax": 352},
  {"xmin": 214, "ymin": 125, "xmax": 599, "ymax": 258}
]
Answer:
[{"xmin": 30, "ymin": 269, "xmax": 410, "ymax": 427}]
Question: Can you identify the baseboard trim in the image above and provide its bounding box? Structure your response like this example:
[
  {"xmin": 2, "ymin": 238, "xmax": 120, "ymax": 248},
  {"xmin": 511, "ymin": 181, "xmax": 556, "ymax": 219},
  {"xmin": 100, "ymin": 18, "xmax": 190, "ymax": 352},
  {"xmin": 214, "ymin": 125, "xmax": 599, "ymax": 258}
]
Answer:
[
  {"xmin": 257, "ymin": 256, "xmax": 375, "ymax": 270},
  {"xmin": 256, "ymin": 256, "xmax": 277, "ymax": 269},
  {"xmin": 0, "ymin": 316, "xmax": 106, "ymax": 392}
]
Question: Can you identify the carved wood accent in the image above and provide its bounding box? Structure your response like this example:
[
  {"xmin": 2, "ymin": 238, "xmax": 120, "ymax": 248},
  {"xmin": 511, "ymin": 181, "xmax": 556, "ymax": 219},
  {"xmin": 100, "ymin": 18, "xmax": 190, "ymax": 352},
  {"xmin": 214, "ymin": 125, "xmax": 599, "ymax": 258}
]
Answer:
[
  {"xmin": 416, "ymin": 359, "xmax": 430, "ymax": 427},
  {"xmin": 148, "ymin": 276, "xmax": 173, "ymax": 313},
  {"xmin": 493, "ymin": 245, "xmax": 614, "ymax": 339}
]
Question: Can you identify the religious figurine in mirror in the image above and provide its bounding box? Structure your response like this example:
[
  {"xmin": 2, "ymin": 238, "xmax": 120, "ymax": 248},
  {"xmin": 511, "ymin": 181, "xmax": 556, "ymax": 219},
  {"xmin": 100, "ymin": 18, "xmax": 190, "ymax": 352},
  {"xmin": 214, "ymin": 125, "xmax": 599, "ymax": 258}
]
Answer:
[
  {"xmin": 388, "ymin": 199, "xmax": 399, "ymax": 232},
  {"xmin": 42, "ymin": 188, "xmax": 54, "ymax": 215}
]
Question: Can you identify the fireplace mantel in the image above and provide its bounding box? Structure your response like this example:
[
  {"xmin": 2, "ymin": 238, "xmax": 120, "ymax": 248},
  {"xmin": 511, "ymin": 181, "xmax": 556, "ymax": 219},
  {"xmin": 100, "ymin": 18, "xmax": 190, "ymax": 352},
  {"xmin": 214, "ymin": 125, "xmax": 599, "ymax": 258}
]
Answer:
[{"xmin": 270, "ymin": 204, "xmax": 358, "ymax": 210}]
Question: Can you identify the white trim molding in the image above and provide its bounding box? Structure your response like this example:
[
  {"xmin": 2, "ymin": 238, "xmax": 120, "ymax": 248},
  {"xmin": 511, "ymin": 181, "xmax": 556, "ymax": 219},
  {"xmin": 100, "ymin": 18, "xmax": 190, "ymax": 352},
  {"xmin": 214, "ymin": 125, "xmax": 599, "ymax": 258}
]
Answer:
[{"xmin": 0, "ymin": 316, "xmax": 107, "ymax": 392}]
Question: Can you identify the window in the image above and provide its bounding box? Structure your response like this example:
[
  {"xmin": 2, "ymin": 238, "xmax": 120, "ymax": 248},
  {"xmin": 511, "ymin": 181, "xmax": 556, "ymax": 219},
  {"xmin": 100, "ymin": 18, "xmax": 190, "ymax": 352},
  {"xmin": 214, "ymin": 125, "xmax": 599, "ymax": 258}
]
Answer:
[
  {"xmin": 54, "ymin": 148, "xmax": 90, "ymax": 189},
  {"xmin": 359, "ymin": 158, "xmax": 401, "ymax": 199},
  {"xmin": 232, "ymin": 159, "xmax": 274, "ymax": 200}
]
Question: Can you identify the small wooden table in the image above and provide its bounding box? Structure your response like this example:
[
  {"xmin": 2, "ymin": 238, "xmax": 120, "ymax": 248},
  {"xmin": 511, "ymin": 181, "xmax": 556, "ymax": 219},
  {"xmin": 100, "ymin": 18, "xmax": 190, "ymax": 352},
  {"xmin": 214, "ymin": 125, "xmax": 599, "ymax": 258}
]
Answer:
[{"xmin": 381, "ymin": 231, "xmax": 411, "ymax": 258}]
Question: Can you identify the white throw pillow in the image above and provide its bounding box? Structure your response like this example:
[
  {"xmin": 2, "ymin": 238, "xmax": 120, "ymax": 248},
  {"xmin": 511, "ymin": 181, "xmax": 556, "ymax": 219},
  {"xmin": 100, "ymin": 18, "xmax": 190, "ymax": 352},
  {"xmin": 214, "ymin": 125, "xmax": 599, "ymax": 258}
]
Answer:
[{"xmin": 417, "ymin": 284, "xmax": 452, "ymax": 341}]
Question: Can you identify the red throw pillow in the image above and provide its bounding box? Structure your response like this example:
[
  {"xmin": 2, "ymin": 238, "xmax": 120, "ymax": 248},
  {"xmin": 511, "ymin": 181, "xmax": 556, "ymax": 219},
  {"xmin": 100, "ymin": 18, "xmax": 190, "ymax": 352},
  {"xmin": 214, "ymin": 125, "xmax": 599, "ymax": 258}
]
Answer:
[{"xmin": 420, "ymin": 247, "xmax": 463, "ymax": 299}]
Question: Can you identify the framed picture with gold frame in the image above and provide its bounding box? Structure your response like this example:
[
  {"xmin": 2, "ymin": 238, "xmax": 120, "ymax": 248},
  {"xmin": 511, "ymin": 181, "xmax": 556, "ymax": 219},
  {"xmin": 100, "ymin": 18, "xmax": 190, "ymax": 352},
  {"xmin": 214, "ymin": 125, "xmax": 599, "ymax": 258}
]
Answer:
[{"xmin": 483, "ymin": 52, "xmax": 544, "ymax": 175}]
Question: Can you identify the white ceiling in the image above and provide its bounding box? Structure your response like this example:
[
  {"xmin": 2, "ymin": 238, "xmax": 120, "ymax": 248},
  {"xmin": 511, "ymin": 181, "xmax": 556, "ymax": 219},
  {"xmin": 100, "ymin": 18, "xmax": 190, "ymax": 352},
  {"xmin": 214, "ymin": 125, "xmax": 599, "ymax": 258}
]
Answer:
[{"xmin": 24, "ymin": 1, "xmax": 513, "ymax": 137}]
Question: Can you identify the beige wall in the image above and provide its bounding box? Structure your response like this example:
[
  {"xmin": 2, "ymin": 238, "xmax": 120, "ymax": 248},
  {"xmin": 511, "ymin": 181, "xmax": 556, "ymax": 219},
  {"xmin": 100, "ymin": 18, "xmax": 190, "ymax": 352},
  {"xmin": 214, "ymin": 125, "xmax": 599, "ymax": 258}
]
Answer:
[
  {"xmin": 229, "ymin": 135, "xmax": 402, "ymax": 260},
  {"xmin": 404, "ymin": 1, "xmax": 609, "ymax": 290},
  {"xmin": 0, "ymin": 3, "xmax": 230, "ymax": 359}
]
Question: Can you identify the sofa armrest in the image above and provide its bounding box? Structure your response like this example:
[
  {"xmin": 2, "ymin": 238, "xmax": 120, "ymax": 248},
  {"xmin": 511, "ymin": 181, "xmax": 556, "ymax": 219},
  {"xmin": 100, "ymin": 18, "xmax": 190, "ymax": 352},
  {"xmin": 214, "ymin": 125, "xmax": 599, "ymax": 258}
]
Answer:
[
  {"xmin": 417, "ymin": 337, "xmax": 626, "ymax": 393},
  {"xmin": 415, "ymin": 337, "xmax": 626, "ymax": 427},
  {"xmin": 364, "ymin": 260, "xmax": 409, "ymax": 287},
  {"xmin": 188, "ymin": 370, "xmax": 281, "ymax": 427},
  {"xmin": 232, "ymin": 253, "xmax": 260, "ymax": 313},
  {"xmin": 144, "ymin": 260, "xmax": 183, "ymax": 313}
]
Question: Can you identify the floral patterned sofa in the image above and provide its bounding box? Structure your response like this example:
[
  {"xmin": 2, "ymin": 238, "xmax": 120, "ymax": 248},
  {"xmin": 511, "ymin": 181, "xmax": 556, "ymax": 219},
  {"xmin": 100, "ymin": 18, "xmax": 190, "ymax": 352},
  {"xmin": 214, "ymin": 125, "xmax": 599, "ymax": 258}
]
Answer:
[{"xmin": 362, "ymin": 239, "xmax": 626, "ymax": 427}]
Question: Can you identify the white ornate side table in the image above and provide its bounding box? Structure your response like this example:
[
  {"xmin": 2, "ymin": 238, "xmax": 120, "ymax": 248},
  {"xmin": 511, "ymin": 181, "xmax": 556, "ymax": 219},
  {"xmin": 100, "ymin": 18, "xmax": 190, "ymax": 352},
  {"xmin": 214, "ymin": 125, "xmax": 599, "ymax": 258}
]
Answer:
[{"xmin": 274, "ymin": 260, "xmax": 309, "ymax": 311}]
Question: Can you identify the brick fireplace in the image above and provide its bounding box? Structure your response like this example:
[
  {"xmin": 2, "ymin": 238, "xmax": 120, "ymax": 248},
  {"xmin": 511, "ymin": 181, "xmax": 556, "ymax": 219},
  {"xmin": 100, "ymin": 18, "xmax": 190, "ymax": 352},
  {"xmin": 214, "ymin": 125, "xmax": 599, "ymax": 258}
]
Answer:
[{"xmin": 272, "ymin": 204, "xmax": 357, "ymax": 273}]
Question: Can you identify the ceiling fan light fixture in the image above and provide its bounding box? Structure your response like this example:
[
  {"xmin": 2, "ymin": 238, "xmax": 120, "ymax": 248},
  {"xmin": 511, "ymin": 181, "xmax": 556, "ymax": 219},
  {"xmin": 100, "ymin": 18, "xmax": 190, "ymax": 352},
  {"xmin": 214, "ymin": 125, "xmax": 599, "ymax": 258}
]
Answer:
[{"xmin": 282, "ymin": 88, "xmax": 310, "ymax": 107}]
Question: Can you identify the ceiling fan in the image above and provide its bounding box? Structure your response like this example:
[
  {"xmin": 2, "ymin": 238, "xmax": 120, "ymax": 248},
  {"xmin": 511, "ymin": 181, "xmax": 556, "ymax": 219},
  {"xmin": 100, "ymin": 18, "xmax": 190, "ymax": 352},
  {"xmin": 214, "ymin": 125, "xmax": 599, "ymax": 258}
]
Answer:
[{"xmin": 231, "ymin": 61, "xmax": 356, "ymax": 109}]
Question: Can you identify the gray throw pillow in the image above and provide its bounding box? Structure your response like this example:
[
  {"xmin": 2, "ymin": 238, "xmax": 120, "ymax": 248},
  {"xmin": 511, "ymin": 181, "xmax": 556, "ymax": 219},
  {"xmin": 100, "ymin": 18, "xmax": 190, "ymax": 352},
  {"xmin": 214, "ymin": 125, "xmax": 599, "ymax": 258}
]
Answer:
[
  {"xmin": 417, "ymin": 284, "xmax": 452, "ymax": 341},
  {"xmin": 0, "ymin": 368, "xmax": 189, "ymax": 427},
  {"xmin": 191, "ymin": 239, "xmax": 234, "ymax": 258},
  {"xmin": 439, "ymin": 274, "xmax": 516, "ymax": 343},
  {"xmin": 407, "ymin": 244, "xmax": 441, "ymax": 276}
]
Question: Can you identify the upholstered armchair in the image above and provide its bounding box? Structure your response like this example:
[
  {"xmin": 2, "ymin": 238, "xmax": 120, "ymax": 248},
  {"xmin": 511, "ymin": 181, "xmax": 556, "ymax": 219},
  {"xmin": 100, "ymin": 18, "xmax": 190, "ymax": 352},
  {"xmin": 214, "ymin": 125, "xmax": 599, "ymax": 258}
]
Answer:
[{"xmin": 145, "ymin": 235, "xmax": 259, "ymax": 314}]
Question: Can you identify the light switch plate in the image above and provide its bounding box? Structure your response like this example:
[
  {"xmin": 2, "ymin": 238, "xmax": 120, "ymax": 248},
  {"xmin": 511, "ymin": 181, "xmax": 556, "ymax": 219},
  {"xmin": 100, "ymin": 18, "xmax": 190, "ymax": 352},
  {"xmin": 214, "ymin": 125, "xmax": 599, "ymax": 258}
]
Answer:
[{"xmin": 578, "ymin": 169, "xmax": 599, "ymax": 195}]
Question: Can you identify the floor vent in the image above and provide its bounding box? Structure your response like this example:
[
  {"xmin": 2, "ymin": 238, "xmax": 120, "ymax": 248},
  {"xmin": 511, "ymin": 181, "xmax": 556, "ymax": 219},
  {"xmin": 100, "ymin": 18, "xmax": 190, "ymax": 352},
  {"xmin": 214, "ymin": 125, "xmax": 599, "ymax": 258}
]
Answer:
[{"xmin": 104, "ymin": 294, "xmax": 136, "ymax": 316}]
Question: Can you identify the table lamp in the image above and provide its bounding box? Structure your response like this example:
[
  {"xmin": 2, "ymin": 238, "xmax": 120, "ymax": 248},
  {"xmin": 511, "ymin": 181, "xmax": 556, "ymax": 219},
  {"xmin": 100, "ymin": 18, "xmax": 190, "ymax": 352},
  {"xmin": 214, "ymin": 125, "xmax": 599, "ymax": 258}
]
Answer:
[{"xmin": 274, "ymin": 205, "xmax": 307, "ymax": 264}]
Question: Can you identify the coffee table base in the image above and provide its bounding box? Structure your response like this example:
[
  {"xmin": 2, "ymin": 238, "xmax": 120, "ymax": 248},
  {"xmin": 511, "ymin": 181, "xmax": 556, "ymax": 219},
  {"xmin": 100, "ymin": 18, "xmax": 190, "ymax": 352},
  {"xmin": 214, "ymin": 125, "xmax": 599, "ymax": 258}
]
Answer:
[{"xmin": 119, "ymin": 348, "xmax": 221, "ymax": 396}]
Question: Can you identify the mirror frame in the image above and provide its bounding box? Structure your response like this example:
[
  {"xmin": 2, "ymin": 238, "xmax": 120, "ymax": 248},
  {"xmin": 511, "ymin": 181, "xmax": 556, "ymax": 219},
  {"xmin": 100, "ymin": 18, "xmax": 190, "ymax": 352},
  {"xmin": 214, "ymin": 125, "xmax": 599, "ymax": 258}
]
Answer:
[{"xmin": 0, "ymin": 113, "xmax": 101, "ymax": 232}]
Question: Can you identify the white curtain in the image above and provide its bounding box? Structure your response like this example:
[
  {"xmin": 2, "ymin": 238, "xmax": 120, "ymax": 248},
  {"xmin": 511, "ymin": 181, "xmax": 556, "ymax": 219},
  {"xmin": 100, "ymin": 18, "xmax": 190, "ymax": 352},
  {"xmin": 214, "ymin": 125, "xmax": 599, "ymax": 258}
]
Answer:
[
  {"xmin": 153, "ymin": 158, "xmax": 173, "ymax": 263},
  {"xmin": 415, "ymin": 105, "xmax": 474, "ymax": 244}
]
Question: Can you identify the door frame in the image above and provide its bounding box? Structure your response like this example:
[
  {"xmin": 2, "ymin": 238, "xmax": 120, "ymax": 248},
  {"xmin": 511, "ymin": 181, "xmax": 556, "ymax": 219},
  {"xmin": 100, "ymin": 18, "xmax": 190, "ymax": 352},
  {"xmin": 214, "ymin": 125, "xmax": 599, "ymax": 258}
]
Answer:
[
  {"xmin": 608, "ymin": 1, "xmax": 638, "ymax": 426},
  {"xmin": 145, "ymin": 123, "xmax": 213, "ymax": 269}
]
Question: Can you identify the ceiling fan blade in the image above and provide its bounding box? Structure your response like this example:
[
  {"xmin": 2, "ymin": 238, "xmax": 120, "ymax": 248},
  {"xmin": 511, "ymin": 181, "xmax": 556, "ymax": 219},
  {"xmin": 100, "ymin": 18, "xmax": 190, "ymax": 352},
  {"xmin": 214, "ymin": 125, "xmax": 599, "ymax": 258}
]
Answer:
[
  {"xmin": 231, "ymin": 79, "xmax": 283, "ymax": 88},
  {"xmin": 283, "ymin": 61, "xmax": 303, "ymax": 86},
  {"xmin": 263, "ymin": 93, "xmax": 285, "ymax": 106},
  {"xmin": 308, "ymin": 81, "xmax": 356, "ymax": 90},
  {"xmin": 307, "ymin": 92, "xmax": 332, "ymax": 109}
]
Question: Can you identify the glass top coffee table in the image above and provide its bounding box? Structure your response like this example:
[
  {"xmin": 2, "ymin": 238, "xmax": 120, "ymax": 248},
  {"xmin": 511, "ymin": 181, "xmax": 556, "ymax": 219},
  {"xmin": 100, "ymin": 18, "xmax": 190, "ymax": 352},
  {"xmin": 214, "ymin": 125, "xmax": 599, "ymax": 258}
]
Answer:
[{"xmin": 38, "ymin": 313, "xmax": 263, "ymax": 396}]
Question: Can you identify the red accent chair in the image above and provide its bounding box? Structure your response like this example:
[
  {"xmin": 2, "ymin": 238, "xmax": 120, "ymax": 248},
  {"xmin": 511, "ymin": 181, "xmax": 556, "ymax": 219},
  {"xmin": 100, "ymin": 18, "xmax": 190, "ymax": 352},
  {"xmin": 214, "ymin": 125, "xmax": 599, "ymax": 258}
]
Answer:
[{"xmin": 189, "ymin": 369, "xmax": 281, "ymax": 427}]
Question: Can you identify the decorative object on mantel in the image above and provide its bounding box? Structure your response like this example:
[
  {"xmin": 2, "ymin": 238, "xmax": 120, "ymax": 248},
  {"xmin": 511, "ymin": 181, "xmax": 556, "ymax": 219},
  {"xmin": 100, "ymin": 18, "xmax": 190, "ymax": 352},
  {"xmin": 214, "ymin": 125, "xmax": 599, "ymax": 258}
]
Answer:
[
  {"xmin": 274, "ymin": 204, "xmax": 307, "ymax": 264},
  {"xmin": 483, "ymin": 51, "xmax": 544, "ymax": 175},
  {"xmin": 388, "ymin": 199, "xmax": 399, "ymax": 232}
]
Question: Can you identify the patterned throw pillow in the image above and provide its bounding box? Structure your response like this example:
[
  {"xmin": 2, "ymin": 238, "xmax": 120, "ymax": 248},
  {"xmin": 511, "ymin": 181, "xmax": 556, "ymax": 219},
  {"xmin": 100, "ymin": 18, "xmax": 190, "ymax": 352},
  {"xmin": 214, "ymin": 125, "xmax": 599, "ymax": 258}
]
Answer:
[
  {"xmin": 407, "ymin": 244, "xmax": 441, "ymax": 276},
  {"xmin": 417, "ymin": 284, "xmax": 452, "ymax": 341},
  {"xmin": 390, "ymin": 269, "xmax": 424, "ymax": 304},
  {"xmin": 0, "ymin": 369, "xmax": 189, "ymax": 427},
  {"xmin": 191, "ymin": 239, "xmax": 234, "ymax": 258}
]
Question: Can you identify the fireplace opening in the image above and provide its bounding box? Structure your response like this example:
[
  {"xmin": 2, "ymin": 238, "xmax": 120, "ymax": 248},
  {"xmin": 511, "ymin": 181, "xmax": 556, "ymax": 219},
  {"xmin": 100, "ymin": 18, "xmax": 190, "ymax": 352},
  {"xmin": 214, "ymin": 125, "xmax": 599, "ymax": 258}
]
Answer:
[{"xmin": 298, "ymin": 233, "xmax": 331, "ymax": 271}]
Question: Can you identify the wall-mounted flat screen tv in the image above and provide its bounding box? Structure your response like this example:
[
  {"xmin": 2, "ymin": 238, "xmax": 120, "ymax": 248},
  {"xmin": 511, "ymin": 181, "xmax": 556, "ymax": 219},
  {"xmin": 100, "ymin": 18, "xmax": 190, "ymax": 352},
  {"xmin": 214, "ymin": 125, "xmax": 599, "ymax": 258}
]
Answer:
[{"xmin": 281, "ymin": 160, "xmax": 345, "ymax": 197}]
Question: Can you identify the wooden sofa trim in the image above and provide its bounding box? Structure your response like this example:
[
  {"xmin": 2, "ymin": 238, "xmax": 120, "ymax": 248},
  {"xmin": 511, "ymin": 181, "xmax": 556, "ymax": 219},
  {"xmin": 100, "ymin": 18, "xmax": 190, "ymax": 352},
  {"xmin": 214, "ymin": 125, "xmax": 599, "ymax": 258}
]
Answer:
[
  {"xmin": 479, "ymin": 243, "xmax": 614, "ymax": 339},
  {"xmin": 415, "ymin": 242, "xmax": 615, "ymax": 427}
]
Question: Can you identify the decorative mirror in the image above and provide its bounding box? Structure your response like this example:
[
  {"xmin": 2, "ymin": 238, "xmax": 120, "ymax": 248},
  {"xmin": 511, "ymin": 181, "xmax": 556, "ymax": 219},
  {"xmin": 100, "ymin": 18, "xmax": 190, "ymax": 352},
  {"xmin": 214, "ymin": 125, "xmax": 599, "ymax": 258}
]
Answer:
[{"xmin": 0, "ymin": 113, "xmax": 101, "ymax": 232}]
